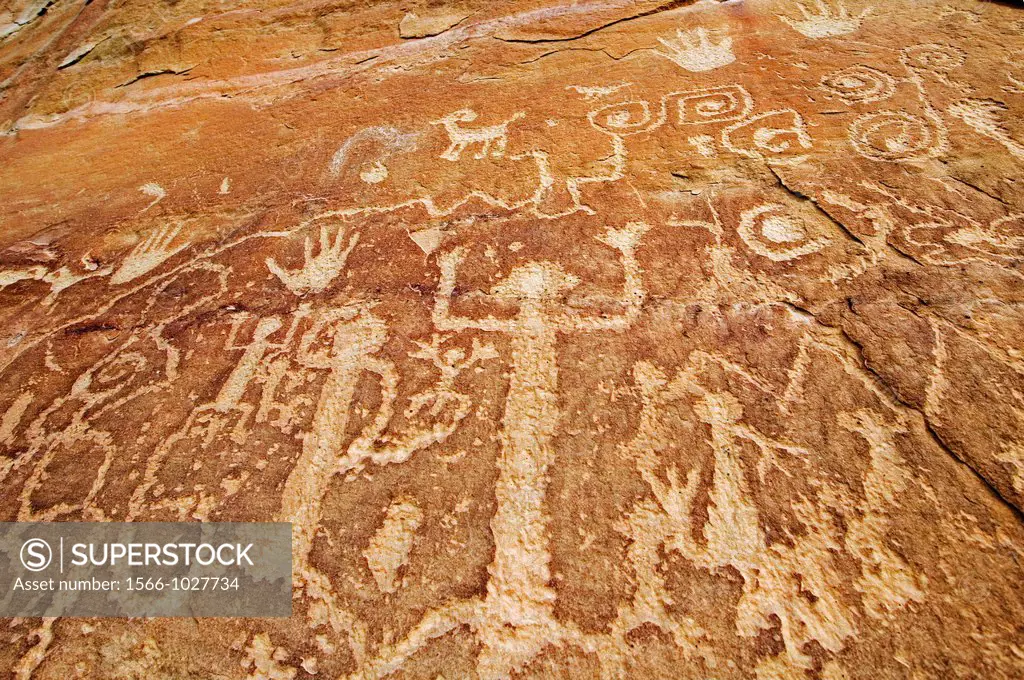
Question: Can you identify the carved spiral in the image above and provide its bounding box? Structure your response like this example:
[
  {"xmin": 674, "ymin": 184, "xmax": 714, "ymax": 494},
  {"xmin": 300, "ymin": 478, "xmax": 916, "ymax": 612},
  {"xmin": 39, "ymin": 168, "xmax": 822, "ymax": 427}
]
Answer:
[
  {"xmin": 93, "ymin": 351, "xmax": 148, "ymax": 387},
  {"xmin": 900, "ymin": 43, "xmax": 966, "ymax": 73},
  {"xmin": 820, "ymin": 65, "xmax": 895, "ymax": 104},
  {"xmin": 673, "ymin": 85, "xmax": 752, "ymax": 125},
  {"xmin": 588, "ymin": 101, "xmax": 653, "ymax": 135},
  {"xmin": 849, "ymin": 111, "xmax": 939, "ymax": 162},
  {"xmin": 737, "ymin": 204, "xmax": 830, "ymax": 262}
]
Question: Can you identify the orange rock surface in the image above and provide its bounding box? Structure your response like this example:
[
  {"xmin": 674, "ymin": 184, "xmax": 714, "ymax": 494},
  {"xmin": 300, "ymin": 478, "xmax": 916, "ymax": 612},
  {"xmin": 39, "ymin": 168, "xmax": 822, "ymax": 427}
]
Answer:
[{"xmin": 1, "ymin": 0, "xmax": 1024, "ymax": 677}]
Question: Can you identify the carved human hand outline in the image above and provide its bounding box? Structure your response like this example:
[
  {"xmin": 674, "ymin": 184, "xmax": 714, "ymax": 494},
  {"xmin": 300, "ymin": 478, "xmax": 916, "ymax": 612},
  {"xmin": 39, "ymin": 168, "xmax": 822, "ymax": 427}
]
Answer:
[
  {"xmin": 779, "ymin": 0, "xmax": 872, "ymax": 39},
  {"xmin": 655, "ymin": 27, "xmax": 735, "ymax": 72},
  {"xmin": 267, "ymin": 224, "xmax": 360, "ymax": 296},
  {"xmin": 110, "ymin": 223, "xmax": 188, "ymax": 285}
]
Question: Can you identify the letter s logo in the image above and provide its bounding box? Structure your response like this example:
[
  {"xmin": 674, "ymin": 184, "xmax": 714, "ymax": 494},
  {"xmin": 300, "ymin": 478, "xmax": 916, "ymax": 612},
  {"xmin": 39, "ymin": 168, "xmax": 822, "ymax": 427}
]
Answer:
[{"xmin": 20, "ymin": 539, "xmax": 52, "ymax": 572}]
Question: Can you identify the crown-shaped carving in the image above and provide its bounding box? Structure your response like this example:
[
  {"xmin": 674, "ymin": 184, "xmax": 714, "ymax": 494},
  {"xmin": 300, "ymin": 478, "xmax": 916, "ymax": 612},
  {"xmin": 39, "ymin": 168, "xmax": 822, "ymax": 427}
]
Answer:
[{"xmin": 655, "ymin": 27, "xmax": 735, "ymax": 73}]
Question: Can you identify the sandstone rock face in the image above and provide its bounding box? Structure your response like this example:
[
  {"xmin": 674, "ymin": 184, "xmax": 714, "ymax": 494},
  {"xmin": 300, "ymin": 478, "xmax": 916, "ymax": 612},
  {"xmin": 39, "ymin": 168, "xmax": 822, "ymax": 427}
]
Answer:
[{"xmin": 1, "ymin": 0, "xmax": 1024, "ymax": 678}]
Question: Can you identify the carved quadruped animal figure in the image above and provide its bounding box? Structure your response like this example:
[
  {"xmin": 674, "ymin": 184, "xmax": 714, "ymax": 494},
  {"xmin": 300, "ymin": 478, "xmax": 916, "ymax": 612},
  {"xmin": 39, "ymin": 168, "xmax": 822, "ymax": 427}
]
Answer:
[
  {"xmin": 345, "ymin": 222, "xmax": 650, "ymax": 680},
  {"xmin": 0, "ymin": 258, "xmax": 115, "ymax": 308},
  {"xmin": 778, "ymin": 0, "xmax": 872, "ymax": 39},
  {"xmin": 655, "ymin": 27, "xmax": 735, "ymax": 72},
  {"xmin": 431, "ymin": 109, "xmax": 525, "ymax": 161}
]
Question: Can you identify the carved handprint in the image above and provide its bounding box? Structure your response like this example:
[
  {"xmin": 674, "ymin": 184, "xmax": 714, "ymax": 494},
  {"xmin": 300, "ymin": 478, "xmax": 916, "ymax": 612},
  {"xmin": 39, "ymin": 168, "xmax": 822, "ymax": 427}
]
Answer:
[
  {"xmin": 266, "ymin": 224, "xmax": 359, "ymax": 295},
  {"xmin": 655, "ymin": 27, "xmax": 735, "ymax": 72},
  {"xmin": 779, "ymin": 1, "xmax": 872, "ymax": 39},
  {"xmin": 949, "ymin": 98, "xmax": 1024, "ymax": 160},
  {"xmin": 110, "ymin": 223, "xmax": 188, "ymax": 285}
]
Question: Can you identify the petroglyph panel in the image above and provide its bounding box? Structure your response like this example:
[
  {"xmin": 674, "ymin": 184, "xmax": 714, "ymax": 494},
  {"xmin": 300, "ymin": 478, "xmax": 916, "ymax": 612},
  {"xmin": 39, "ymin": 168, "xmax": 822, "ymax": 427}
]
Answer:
[{"xmin": 1, "ymin": 0, "xmax": 1024, "ymax": 678}]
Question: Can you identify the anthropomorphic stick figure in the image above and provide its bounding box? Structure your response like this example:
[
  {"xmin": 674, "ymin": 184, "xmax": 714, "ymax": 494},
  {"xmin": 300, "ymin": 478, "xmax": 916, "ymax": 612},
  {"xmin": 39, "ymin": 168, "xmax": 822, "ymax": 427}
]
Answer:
[
  {"xmin": 275, "ymin": 303, "xmax": 495, "ymax": 663},
  {"xmin": 347, "ymin": 222, "xmax": 650, "ymax": 680}
]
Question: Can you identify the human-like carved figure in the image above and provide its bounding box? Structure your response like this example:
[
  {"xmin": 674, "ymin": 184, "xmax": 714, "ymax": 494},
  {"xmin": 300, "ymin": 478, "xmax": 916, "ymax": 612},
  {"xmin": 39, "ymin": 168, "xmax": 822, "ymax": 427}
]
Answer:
[
  {"xmin": 832, "ymin": 410, "xmax": 926, "ymax": 618},
  {"xmin": 11, "ymin": 261, "xmax": 231, "ymax": 521},
  {"xmin": 126, "ymin": 311, "xmax": 306, "ymax": 522},
  {"xmin": 622, "ymin": 353, "xmax": 851, "ymax": 671},
  {"xmin": 266, "ymin": 223, "xmax": 360, "ymax": 295},
  {"xmin": 778, "ymin": 0, "xmax": 872, "ymax": 39},
  {"xmin": 612, "ymin": 345, "xmax": 925, "ymax": 673},
  {"xmin": 276, "ymin": 304, "xmax": 388, "ymax": 662},
  {"xmin": 345, "ymin": 222, "xmax": 649, "ymax": 680},
  {"xmin": 431, "ymin": 109, "xmax": 525, "ymax": 161},
  {"xmin": 275, "ymin": 306, "xmax": 494, "ymax": 664},
  {"xmin": 655, "ymin": 27, "xmax": 735, "ymax": 73}
]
